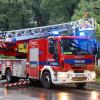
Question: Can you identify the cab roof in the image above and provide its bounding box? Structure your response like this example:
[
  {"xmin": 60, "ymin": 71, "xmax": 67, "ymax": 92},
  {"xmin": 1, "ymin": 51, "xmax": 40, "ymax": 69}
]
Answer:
[{"xmin": 48, "ymin": 36, "xmax": 89, "ymax": 40}]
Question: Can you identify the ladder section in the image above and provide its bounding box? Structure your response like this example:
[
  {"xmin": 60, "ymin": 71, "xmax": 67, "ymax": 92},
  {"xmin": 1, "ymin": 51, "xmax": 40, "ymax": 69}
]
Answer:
[
  {"xmin": 0, "ymin": 18, "xmax": 96, "ymax": 57},
  {"xmin": 0, "ymin": 22, "xmax": 73, "ymax": 42},
  {"xmin": 0, "ymin": 18, "xmax": 96, "ymax": 42}
]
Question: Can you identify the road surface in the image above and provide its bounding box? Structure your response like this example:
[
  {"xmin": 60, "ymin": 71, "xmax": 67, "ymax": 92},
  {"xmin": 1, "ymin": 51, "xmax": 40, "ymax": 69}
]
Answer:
[{"xmin": 0, "ymin": 80, "xmax": 100, "ymax": 100}]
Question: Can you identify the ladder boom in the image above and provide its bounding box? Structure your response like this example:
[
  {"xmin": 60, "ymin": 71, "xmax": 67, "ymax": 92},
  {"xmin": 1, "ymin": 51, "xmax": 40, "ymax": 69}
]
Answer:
[{"xmin": 0, "ymin": 18, "xmax": 96, "ymax": 57}]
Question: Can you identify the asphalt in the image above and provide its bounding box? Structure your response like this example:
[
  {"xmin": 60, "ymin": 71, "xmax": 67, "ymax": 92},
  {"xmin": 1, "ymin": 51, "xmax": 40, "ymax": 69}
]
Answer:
[{"xmin": 0, "ymin": 80, "xmax": 100, "ymax": 100}]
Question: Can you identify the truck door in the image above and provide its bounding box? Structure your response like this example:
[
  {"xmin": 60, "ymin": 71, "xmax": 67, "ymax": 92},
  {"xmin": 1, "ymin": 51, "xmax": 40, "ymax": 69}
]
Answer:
[
  {"xmin": 28, "ymin": 40, "xmax": 39, "ymax": 79},
  {"xmin": 48, "ymin": 38, "xmax": 59, "ymax": 66}
]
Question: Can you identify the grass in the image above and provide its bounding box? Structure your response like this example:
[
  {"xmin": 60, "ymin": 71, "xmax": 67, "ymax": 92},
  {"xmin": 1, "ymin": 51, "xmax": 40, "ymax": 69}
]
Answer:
[
  {"xmin": 95, "ymin": 66, "xmax": 100, "ymax": 83},
  {"xmin": 96, "ymin": 78, "xmax": 100, "ymax": 83},
  {"xmin": 95, "ymin": 66, "xmax": 100, "ymax": 76}
]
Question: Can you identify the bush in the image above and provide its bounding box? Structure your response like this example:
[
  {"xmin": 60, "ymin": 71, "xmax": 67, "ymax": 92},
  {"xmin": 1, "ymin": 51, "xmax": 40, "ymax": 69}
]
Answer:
[{"xmin": 95, "ymin": 67, "xmax": 100, "ymax": 78}]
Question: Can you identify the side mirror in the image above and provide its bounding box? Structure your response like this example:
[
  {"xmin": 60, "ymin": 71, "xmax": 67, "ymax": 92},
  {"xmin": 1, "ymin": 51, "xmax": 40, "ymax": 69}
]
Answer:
[
  {"xmin": 93, "ymin": 44, "xmax": 97, "ymax": 55},
  {"xmin": 49, "ymin": 46, "xmax": 55, "ymax": 54}
]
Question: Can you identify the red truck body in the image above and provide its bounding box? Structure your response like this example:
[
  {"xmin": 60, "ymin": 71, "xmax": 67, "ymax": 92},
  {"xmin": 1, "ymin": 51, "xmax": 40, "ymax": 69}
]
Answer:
[{"xmin": 26, "ymin": 36, "xmax": 96, "ymax": 88}]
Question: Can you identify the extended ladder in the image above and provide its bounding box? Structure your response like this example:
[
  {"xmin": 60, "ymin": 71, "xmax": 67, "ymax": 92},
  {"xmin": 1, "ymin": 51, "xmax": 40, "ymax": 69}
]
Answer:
[
  {"xmin": 0, "ymin": 18, "xmax": 96, "ymax": 57},
  {"xmin": 1, "ymin": 22, "xmax": 73, "ymax": 42},
  {"xmin": 0, "ymin": 18, "xmax": 95, "ymax": 43}
]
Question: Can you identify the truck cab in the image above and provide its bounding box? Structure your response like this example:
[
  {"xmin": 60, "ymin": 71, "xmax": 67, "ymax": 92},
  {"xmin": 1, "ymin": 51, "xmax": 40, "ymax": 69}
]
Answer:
[{"xmin": 27, "ymin": 36, "xmax": 96, "ymax": 88}]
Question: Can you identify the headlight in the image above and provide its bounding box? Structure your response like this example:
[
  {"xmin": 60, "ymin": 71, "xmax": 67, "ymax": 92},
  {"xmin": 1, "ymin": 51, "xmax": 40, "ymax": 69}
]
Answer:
[
  {"xmin": 58, "ymin": 73, "xmax": 66, "ymax": 78},
  {"xmin": 91, "ymin": 72, "xmax": 96, "ymax": 78}
]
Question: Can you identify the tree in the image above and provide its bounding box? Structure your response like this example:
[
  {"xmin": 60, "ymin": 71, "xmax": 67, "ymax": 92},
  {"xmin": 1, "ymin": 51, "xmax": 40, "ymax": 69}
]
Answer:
[
  {"xmin": 0, "ymin": 0, "xmax": 33, "ymax": 31},
  {"xmin": 41, "ymin": 0, "xmax": 79, "ymax": 24},
  {"xmin": 0, "ymin": 0, "xmax": 80, "ymax": 30},
  {"xmin": 72, "ymin": 0, "xmax": 100, "ymax": 41},
  {"xmin": 32, "ymin": 0, "xmax": 50, "ymax": 26}
]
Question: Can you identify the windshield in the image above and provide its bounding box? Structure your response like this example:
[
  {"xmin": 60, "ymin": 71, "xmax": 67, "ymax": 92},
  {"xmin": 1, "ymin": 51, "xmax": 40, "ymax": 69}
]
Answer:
[{"xmin": 61, "ymin": 38, "xmax": 92, "ymax": 55}]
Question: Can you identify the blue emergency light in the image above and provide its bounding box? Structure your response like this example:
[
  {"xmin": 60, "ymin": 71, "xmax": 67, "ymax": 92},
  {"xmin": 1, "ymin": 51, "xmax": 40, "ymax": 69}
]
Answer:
[
  {"xmin": 79, "ymin": 32, "xmax": 85, "ymax": 36},
  {"xmin": 53, "ymin": 31, "xmax": 59, "ymax": 36}
]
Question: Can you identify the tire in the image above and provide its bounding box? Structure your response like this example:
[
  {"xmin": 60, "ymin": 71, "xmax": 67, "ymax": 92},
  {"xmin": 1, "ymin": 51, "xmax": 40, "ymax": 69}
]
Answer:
[
  {"xmin": 75, "ymin": 83, "xmax": 86, "ymax": 89},
  {"xmin": 29, "ymin": 78, "xmax": 34, "ymax": 83},
  {"xmin": 29, "ymin": 78, "xmax": 40, "ymax": 86},
  {"xmin": 5, "ymin": 69, "xmax": 19, "ymax": 83},
  {"xmin": 41, "ymin": 71, "xmax": 52, "ymax": 89},
  {"xmin": 13, "ymin": 77, "xmax": 19, "ymax": 82},
  {"xmin": 5, "ymin": 69, "xmax": 13, "ymax": 83}
]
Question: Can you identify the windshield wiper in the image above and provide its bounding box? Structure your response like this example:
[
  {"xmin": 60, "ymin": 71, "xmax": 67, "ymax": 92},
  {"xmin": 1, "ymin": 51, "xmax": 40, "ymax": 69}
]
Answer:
[{"xmin": 80, "ymin": 49, "xmax": 91, "ymax": 54}]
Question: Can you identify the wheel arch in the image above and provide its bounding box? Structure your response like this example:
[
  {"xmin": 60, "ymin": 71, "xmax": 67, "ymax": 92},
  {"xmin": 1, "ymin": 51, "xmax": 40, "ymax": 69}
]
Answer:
[
  {"xmin": 5, "ymin": 67, "xmax": 11, "ymax": 76},
  {"xmin": 40, "ymin": 66, "xmax": 55, "ymax": 82},
  {"xmin": 40, "ymin": 69, "xmax": 50, "ymax": 81}
]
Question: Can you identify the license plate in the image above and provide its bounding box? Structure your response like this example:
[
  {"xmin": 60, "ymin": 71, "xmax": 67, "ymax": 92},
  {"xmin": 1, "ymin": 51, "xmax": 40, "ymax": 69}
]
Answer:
[
  {"xmin": 75, "ymin": 73, "xmax": 85, "ymax": 77},
  {"xmin": 72, "ymin": 77, "xmax": 87, "ymax": 81}
]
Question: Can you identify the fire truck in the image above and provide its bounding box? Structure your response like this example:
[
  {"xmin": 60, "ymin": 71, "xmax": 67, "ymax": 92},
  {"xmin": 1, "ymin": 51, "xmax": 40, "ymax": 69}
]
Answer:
[{"xmin": 0, "ymin": 18, "xmax": 96, "ymax": 88}]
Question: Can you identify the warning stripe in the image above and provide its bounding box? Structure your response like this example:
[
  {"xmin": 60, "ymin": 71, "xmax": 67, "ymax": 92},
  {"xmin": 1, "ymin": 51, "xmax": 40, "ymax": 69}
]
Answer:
[
  {"xmin": 9, "ymin": 84, "xmax": 12, "ymax": 87},
  {"xmin": 5, "ymin": 81, "xmax": 30, "ymax": 88},
  {"xmin": 0, "ymin": 43, "xmax": 6, "ymax": 48},
  {"xmin": 23, "ymin": 81, "xmax": 26, "ymax": 85},
  {"xmin": 0, "ymin": 44, "xmax": 2, "ymax": 48},
  {"xmin": 13, "ymin": 83, "xmax": 17, "ymax": 86},
  {"xmin": 1, "ymin": 43, "xmax": 5, "ymax": 47},
  {"xmin": 18, "ymin": 82, "xmax": 22, "ymax": 85}
]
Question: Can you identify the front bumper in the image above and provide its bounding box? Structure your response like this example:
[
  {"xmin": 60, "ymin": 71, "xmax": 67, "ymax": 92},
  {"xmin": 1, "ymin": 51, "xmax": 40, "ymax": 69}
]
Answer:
[{"xmin": 52, "ymin": 70, "xmax": 96, "ymax": 85}]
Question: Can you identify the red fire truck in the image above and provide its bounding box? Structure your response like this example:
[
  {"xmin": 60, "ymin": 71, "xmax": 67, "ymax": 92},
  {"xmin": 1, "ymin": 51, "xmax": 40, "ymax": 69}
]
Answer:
[{"xmin": 0, "ymin": 20, "xmax": 96, "ymax": 88}]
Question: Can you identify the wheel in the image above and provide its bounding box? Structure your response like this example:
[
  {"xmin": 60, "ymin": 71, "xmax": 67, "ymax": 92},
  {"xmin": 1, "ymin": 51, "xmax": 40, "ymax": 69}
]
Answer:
[
  {"xmin": 5, "ymin": 69, "xmax": 19, "ymax": 83},
  {"xmin": 75, "ymin": 83, "xmax": 86, "ymax": 89},
  {"xmin": 5, "ymin": 69, "xmax": 13, "ymax": 83},
  {"xmin": 29, "ymin": 78, "xmax": 40, "ymax": 86},
  {"xmin": 13, "ymin": 77, "xmax": 19, "ymax": 82},
  {"xmin": 29, "ymin": 78, "xmax": 35, "ymax": 84},
  {"xmin": 41, "ymin": 71, "xmax": 52, "ymax": 88}
]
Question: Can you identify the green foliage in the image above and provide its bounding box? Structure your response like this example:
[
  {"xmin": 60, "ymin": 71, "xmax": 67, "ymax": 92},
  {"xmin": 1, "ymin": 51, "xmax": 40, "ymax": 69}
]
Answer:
[
  {"xmin": 41, "ymin": 0, "xmax": 79, "ymax": 24},
  {"xmin": 95, "ymin": 67, "xmax": 100, "ymax": 78},
  {"xmin": 72, "ymin": 0, "xmax": 100, "ymax": 41},
  {"xmin": 0, "ymin": 0, "xmax": 33, "ymax": 31},
  {"xmin": 0, "ymin": 0, "xmax": 79, "ymax": 30},
  {"xmin": 72, "ymin": 0, "xmax": 100, "ymax": 22},
  {"xmin": 31, "ymin": 0, "xmax": 50, "ymax": 26},
  {"xmin": 96, "ymin": 24, "xmax": 100, "ymax": 41},
  {"xmin": 0, "ymin": 0, "xmax": 99, "ymax": 30}
]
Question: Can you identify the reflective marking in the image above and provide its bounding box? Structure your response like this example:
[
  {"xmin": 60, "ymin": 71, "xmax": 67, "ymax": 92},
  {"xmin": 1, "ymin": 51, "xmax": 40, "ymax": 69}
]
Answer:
[{"xmin": 14, "ymin": 83, "xmax": 17, "ymax": 86}]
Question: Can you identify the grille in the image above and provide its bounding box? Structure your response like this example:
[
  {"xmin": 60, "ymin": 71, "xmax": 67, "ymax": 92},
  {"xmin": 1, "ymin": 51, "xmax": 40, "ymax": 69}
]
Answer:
[
  {"xmin": 74, "ymin": 70, "xmax": 84, "ymax": 73},
  {"xmin": 72, "ymin": 63, "xmax": 85, "ymax": 67}
]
